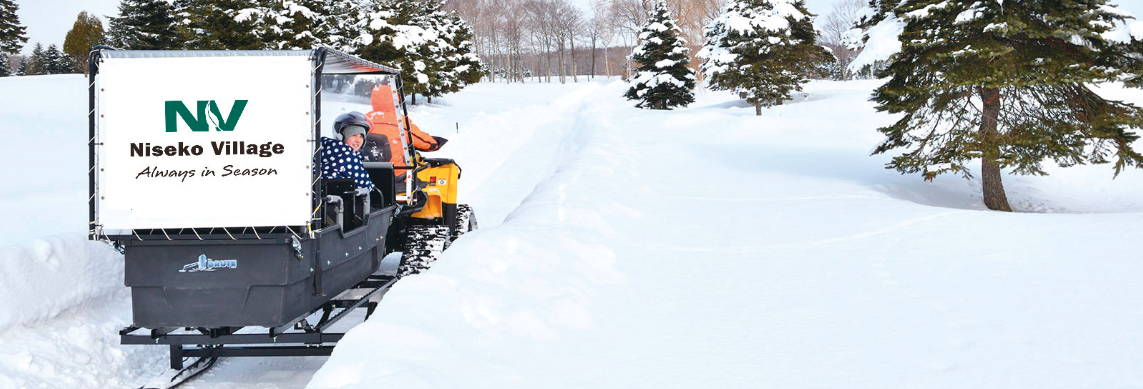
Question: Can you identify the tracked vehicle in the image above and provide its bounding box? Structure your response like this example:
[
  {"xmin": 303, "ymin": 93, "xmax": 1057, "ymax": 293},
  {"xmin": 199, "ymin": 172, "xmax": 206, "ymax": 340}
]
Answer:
[{"xmin": 87, "ymin": 48, "xmax": 474, "ymax": 388}]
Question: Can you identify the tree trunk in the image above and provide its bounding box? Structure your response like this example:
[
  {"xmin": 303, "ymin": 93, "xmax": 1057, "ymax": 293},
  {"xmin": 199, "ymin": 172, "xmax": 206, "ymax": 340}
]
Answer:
[
  {"xmin": 603, "ymin": 46, "xmax": 609, "ymax": 77},
  {"xmin": 590, "ymin": 38, "xmax": 596, "ymax": 79},
  {"xmin": 570, "ymin": 38, "xmax": 578, "ymax": 83},
  {"xmin": 545, "ymin": 42, "xmax": 552, "ymax": 83},
  {"xmin": 557, "ymin": 41, "xmax": 566, "ymax": 84},
  {"xmin": 979, "ymin": 87, "xmax": 1012, "ymax": 212},
  {"xmin": 755, "ymin": 103, "xmax": 761, "ymax": 116}
]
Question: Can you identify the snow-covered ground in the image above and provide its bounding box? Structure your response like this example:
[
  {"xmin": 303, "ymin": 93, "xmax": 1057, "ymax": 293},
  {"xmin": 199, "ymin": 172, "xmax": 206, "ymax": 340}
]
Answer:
[{"xmin": 2, "ymin": 74, "xmax": 1142, "ymax": 388}]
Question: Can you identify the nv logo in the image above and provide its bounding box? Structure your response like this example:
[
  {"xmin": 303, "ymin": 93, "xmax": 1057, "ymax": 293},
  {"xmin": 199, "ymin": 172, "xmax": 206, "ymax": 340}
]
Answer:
[{"xmin": 165, "ymin": 100, "xmax": 248, "ymax": 132}]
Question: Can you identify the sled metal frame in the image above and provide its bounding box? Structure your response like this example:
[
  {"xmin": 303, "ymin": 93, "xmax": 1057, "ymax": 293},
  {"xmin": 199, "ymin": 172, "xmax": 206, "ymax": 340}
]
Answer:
[
  {"xmin": 86, "ymin": 46, "xmax": 413, "ymax": 242},
  {"xmin": 120, "ymin": 274, "xmax": 397, "ymax": 370}
]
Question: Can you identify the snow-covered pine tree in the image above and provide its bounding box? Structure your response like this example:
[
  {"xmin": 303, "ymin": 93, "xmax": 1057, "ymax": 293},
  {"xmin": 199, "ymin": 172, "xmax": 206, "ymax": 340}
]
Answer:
[
  {"xmin": 699, "ymin": 0, "xmax": 830, "ymax": 115},
  {"xmin": 843, "ymin": 0, "xmax": 899, "ymax": 78},
  {"xmin": 0, "ymin": 53, "xmax": 10, "ymax": 77},
  {"xmin": 446, "ymin": 13, "xmax": 485, "ymax": 87},
  {"xmin": 360, "ymin": 0, "xmax": 463, "ymax": 104},
  {"xmin": 107, "ymin": 0, "xmax": 179, "ymax": 49},
  {"xmin": 359, "ymin": 0, "xmax": 424, "ymax": 91},
  {"xmin": 16, "ymin": 56, "xmax": 26, "ymax": 76},
  {"xmin": 420, "ymin": 6, "xmax": 485, "ymax": 100},
  {"xmin": 624, "ymin": 0, "xmax": 696, "ymax": 110},
  {"xmin": 24, "ymin": 43, "xmax": 44, "ymax": 75},
  {"xmin": 43, "ymin": 44, "xmax": 74, "ymax": 74},
  {"xmin": 870, "ymin": 0, "xmax": 1143, "ymax": 212},
  {"xmin": 178, "ymin": 0, "xmax": 262, "ymax": 49},
  {"xmin": 324, "ymin": 0, "xmax": 366, "ymax": 52},
  {"xmin": 416, "ymin": 2, "xmax": 458, "ymax": 100},
  {"xmin": 0, "ymin": 0, "xmax": 27, "ymax": 54},
  {"xmin": 240, "ymin": 0, "xmax": 328, "ymax": 50}
]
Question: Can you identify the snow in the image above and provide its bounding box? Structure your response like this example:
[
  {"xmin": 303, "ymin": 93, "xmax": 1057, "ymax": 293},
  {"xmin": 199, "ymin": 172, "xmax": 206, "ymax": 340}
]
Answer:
[
  {"xmin": 3, "ymin": 75, "xmax": 1143, "ymax": 389},
  {"xmin": 1104, "ymin": 20, "xmax": 1143, "ymax": 43},
  {"xmin": 848, "ymin": 15, "xmax": 904, "ymax": 72},
  {"xmin": 305, "ymin": 79, "xmax": 1143, "ymax": 389},
  {"xmin": 904, "ymin": 1, "xmax": 950, "ymax": 19}
]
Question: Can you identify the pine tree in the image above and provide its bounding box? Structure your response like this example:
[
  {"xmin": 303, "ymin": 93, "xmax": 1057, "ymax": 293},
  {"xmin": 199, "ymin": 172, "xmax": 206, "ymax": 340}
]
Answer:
[
  {"xmin": 43, "ymin": 44, "xmax": 74, "ymax": 74},
  {"xmin": 871, "ymin": 0, "xmax": 1143, "ymax": 212},
  {"xmin": 624, "ymin": 0, "xmax": 696, "ymax": 110},
  {"xmin": 359, "ymin": 0, "xmax": 442, "ymax": 103},
  {"xmin": 328, "ymin": 0, "xmax": 364, "ymax": 51},
  {"xmin": 416, "ymin": 4, "xmax": 485, "ymax": 100},
  {"xmin": 16, "ymin": 56, "xmax": 26, "ymax": 76},
  {"xmin": 0, "ymin": 53, "xmax": 10, "ymax": 77},
  {"xmin": 243, "ymin": 0, "xmax": 329, "ymax": 49},
  {"xmin": 178, "ymin": 0, "xmax": 262, "ymax": 49},
  {"xmin": 446, "ymin": 13, "xmax": 485, "ymax": 87},
  {"xmin": 24, "ymin": 43, "xmax": 44, "ymax": 75},
  {"xmin": 0, "ymin": 0, "xmax": 27, "ymax": 54},
  {"xmin": 699, "ymin": 0, "xmax": 830, "ymax": 115},
  {"xmin": 843, "ymin": 0, "xmax": 898, "ymax": 78},
  {"xmin": 107, "ymin": 0, "xmax": 179, "ymax": 49},
  {"xmin": 64, "ymin": 11, "xmax": 105, "ymax": 73}
]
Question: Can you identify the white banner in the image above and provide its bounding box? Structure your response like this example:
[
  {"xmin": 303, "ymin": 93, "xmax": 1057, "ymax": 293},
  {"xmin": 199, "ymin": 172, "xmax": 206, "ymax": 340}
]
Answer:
[{"xmin": 96, "ymin": 55, "xmax": 314, "ymax": 229}]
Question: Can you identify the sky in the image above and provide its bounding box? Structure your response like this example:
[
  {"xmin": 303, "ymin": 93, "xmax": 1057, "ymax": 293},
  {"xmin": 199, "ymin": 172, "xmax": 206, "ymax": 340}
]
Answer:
[{"xmin": 10, "ymin": 0, "xmax": 1143, "ymax": 55}]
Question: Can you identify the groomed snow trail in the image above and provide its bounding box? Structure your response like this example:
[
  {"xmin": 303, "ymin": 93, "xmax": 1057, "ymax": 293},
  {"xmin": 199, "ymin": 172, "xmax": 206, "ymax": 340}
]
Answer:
[
  {"xmin": 308, "ymin": 80, "xmax": 1143, "ymax": 389},
  {"xmin": 176, "ymin": 81, "xmax": 611, "ymax": 389}
]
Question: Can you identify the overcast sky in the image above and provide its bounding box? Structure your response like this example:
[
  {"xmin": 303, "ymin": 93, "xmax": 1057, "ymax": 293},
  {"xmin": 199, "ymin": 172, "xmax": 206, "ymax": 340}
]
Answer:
[{"xmin": 11, "ymin": 0, "xmax": 1143, "ymax": 56}]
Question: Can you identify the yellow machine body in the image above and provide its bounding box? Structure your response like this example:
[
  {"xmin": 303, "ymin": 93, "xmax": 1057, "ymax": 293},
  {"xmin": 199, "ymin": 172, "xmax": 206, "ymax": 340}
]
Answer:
[{"xmin": 410, "ymin": 161, "xmax": 461, "ymax": 220}]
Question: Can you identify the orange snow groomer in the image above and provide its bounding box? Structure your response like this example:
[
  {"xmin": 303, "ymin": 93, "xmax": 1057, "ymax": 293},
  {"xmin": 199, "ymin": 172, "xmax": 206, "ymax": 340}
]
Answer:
[{"xmin": 365, "ymin": 84, "xmax": 445, "ymax": 169}]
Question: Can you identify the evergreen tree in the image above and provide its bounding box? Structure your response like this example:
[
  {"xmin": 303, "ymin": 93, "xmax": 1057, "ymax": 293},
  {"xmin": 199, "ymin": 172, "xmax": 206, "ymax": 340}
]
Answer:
[
  {"xmin": 178, "ymin": 0, "xmax": 262, "ymax": 49},
  {"xmin": 0, "ymin": 53, "xmax": 10, "ymax": 77},
  {"xmin": 445, "ymin": 13, "xmax": 485, "ymax": 87},
  {"xmin": 64, "ymin": 11, "xmax": 105, "ymax": 73},
  {"xmin": 870, "ymin": 0, "xmax": 1143, "ymax": 212},
  {"xmin": 416, "ymin": 5, "xmax": 485, "ymax": 100},
  {"xmin": 43, "ymin": 44, "xmax": 73, "ymax": 74},
  {"xmin": 699, "ymin": 0, "xmax": 830, "ymax": 115},
  {"xmin": 0, "ymin": 0, "xmax": 27, "ymax": 54},
  {"xmin": 107, "ymin": 0, "xmax": 179, "ymax": 49},
  {"xmin": 170, "ymin": 0, "xmax": 197, "ymax": 47},
  {"xmin": 624, "ymin": 0, "xmax": 696, "ymax": 110},
  {"xmin": 16, "ymin": 56, "xmax": 26, "ymax": 76},
  {"xmin": 359, "ymin": 0, "xmax": 443, "ymax": 103},
  {"xmin": 24, "ymin": 43, "xmax": 44, "ymax": 75},
  {"xmin": 324, "ymin": 0, "xmax": 366, "ymax": 52},
  {"xmin": 242, "ymin": 0, "xmax": 328, "ymax": 49}
]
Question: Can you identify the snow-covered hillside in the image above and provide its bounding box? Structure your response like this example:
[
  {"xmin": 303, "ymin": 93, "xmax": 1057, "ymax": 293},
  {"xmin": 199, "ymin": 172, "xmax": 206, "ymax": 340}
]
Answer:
[{"xmin": 2, "ymin": 75, "xmax": 1142, "ymax": 388}]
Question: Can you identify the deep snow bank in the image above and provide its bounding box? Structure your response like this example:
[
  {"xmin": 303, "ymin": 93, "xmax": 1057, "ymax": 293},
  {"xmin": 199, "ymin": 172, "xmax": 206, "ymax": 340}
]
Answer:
[
  {"xmin": 0, "ymin": 75, "xmax": 165, "ymax": 388},
  {"xmin": 308, "ymin": 79, "xmax": 1143, "ymax": 389},
  {"xmin": 0, "ymin": 236, "xmax": 164, "ymax": 388}
]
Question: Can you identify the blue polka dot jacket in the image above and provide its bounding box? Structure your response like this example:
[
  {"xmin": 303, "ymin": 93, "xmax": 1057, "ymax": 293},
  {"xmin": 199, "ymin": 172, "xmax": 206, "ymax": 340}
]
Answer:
[{"xmin": 319, "ymin": 137, "xmax": 375, "ymax": 191}]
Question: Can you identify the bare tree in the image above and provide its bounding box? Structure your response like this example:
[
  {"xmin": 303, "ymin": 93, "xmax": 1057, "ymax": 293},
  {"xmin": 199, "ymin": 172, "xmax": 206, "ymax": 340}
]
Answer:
[
  {"xmin": 817, "ymin": 0, "xmax": 865, "ymax": 80},
  {"xmin": 589, "ymin": 0, "xmax": 616, "ymax": 78},
  {"xmin": 503, "ymin": 0, "xmax": 528, "ymax": 82},
  {"xmin": 551, "ymin": 0, "xmax": 585, "ymax": 83}
]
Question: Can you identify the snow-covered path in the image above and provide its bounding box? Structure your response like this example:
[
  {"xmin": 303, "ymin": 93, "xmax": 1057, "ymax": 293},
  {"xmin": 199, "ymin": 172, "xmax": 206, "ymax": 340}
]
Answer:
[
  {"xmin": 309, "ymin": 80, "xmax": 1143, "ymax": 389},
  {"xmin": 2, "ymin": 76, "xmax": 1143, "ymax": 388}
]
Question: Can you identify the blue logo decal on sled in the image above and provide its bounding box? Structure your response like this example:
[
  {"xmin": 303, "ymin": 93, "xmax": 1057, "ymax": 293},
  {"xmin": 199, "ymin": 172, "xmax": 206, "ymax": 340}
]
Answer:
[{"xmin": 180, "ymin": 254, "xmax": 238, "ymax": 273}]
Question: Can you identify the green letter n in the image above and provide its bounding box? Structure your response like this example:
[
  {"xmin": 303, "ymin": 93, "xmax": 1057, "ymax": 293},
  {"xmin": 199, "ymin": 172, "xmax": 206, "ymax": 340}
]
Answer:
[{"xmin": 165, "ymin": 101, "xmax": 208, "ymax": 132}]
